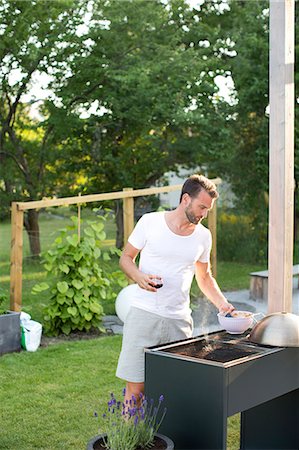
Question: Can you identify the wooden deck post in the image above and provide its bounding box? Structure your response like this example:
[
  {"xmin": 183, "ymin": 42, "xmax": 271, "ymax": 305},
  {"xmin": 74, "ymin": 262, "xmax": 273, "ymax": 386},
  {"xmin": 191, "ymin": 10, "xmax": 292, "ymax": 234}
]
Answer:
[
  {"xmin": 123, "ymin": 188, "xmax": 134, "ymax": 246},
  {"xmin": 268, "ymin": 0, "xmax": 295, "ymax": 313},
  {"xmin": 10, "ymin": 203, "xmax": 24, "ymax": 311},
  {"xmin": 208, "ymin": 202, "xmax": 217, "ymax": 278}
]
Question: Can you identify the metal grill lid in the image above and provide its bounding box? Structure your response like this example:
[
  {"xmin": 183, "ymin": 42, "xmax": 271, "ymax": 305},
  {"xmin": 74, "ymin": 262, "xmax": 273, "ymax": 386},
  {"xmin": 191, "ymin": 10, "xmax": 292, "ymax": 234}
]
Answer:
[{"xmin": 249, "ymin": 312, "xmax": 299, "ymax": 347}]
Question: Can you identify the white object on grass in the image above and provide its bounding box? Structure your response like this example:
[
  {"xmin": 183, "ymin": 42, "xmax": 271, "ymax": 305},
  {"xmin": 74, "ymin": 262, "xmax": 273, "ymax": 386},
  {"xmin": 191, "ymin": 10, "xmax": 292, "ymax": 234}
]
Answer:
[{"xmin": 115, "ymin": 284, "xmax": 138, "ymax": 323}]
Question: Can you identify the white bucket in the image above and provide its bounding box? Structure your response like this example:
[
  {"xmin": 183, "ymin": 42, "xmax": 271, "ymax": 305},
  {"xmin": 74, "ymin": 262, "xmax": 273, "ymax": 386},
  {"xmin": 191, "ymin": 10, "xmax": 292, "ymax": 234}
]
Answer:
[{"xmin": 21, "ymin": 319, "xmax": 42, "ymax": 352}]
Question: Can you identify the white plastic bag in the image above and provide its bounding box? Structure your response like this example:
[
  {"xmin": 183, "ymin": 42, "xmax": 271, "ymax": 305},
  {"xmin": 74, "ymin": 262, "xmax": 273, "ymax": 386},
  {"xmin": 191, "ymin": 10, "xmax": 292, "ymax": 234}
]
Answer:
[{"xmin": 20, "ymin": 313, "xmax": 42, "ymax": 352}]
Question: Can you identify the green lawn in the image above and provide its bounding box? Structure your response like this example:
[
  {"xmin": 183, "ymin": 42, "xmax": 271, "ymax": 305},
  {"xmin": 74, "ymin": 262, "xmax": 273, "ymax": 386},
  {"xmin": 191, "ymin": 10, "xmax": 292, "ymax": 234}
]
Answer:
[
  {"xmin": 0, "ymin": 336, "xmax": 240, "ymax": 450},
  {"xmin": 0, "ymin": 336, "xmax": 123, "ymax": 450}
]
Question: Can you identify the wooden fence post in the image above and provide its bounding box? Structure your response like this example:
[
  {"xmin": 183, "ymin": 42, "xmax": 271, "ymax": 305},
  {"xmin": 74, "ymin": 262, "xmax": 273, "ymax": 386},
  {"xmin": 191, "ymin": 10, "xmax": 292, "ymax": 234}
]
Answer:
[
  {"xmin": 10, "ymin": 203, "xmax": 24, "ymax": 311},
  {"xmin": 123, "ymin": 188, "xmax": 135, "ymax": 246},
  {"xmin": 208, "ymin": 202, "xmax": 217, "ymax": 278}
]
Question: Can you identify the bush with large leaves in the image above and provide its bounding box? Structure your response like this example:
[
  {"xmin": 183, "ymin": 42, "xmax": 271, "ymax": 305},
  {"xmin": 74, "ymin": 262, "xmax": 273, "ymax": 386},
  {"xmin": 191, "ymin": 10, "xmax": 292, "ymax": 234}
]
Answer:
[{"xmin": 32, "ymin": 212, "xmax": 127, "ymax": 335}]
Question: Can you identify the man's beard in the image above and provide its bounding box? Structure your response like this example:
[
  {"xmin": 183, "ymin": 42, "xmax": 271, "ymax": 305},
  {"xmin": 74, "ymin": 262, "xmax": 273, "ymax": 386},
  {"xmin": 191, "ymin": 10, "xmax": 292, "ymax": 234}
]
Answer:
[{"xmin": 185, "ymin": 205, "xmax": 201, "ymax": 225}]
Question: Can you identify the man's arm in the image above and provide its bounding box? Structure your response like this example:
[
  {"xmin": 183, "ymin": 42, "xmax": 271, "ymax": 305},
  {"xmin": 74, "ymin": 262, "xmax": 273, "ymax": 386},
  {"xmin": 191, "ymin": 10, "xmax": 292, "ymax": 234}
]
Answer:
[
  {"xmin": 195, "ymin": 260, "xmax": 234, "ymax": 314},
  {"xmin": 119, "ymin": 242, "xmax": 160, "ymax": 292}
]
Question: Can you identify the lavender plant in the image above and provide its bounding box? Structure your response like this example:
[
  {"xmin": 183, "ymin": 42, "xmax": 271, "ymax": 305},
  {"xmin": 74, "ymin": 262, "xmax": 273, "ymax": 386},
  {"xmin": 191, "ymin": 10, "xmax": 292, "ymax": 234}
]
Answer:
[{"xmin": 94, "ymin": 389, "xmax": 167, "ymax": 450}]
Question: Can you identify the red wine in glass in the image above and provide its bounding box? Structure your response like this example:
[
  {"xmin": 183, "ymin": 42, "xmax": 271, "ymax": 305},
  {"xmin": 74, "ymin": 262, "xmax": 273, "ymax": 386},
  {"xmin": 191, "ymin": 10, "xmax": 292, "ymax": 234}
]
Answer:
[{"xmin": 149, "ymin": 277, "xmax": 163, "ymax": 289}]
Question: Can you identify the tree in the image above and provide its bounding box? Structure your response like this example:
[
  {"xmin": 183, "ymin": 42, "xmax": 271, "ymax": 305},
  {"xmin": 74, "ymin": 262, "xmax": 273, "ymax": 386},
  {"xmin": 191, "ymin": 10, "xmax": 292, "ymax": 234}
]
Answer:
[
  {"xmin": 0, "ymin": 0, "xmax": 87, "ymax": 255},
  {"xmin": 53, "ymin": 0, "xmax": 232, "ymax": 246}
]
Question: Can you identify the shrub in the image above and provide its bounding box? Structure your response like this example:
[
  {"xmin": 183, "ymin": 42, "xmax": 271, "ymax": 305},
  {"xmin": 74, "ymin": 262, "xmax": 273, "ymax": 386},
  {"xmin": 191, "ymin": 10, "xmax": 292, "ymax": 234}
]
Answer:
[
  {"xmin": 32, "ymin": 211, "xmax": 127, "ymax": 335},
  {"xmin": 217, "ymin": 211, "xmax": 268, "ymax": 264}
]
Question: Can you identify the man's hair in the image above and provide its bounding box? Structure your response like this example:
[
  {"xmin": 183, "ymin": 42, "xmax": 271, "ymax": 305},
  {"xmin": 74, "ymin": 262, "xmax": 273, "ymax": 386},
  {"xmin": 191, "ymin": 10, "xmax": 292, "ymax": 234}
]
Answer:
[{"xmin": 179, "ymin": 174, "xmax": 219, "ymax": 202}]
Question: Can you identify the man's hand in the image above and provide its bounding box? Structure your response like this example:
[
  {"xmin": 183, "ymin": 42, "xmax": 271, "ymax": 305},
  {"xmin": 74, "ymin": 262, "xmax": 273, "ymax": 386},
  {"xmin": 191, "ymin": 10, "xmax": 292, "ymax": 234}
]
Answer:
[
  {"xmin": 218, "ymin": 300, "xmax": 235, "ymax": 315},
  {"xmin": 135, "ymin": 273, "xmax": 162, "ymax": 292}
]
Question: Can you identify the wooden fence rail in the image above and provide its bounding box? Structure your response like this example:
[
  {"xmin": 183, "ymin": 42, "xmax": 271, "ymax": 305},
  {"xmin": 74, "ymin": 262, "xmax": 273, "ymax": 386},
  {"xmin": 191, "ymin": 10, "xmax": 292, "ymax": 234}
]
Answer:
[{"xmin": 10, "ymin": 179, "xmax": 221, "ymax": 311}]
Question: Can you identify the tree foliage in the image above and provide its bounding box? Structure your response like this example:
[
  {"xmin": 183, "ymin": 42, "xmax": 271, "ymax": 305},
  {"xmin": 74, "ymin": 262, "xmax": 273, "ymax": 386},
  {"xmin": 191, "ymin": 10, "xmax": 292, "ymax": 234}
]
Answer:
[
  {"xmin": 1, "ymin": 0, "xmax": 296, "ymax": 256},
  {"xmin": 0, "ymin": 0, "xmax": 88, "ymax": 253}
]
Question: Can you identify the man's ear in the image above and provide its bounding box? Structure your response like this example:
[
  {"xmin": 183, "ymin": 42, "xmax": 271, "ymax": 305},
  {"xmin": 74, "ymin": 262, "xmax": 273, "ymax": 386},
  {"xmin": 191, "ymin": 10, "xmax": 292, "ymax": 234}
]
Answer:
[{"xmin": 181, "ymin": 193, "xmax": 190, "ymax": 205}]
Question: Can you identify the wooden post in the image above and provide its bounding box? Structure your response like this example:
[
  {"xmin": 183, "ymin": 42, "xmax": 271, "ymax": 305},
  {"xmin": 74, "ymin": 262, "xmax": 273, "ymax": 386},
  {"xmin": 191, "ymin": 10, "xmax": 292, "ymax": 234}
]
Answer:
[
  {"xmin": 268, "ymin": 0, "xmax": 295, "ymax": 313},
  {"xmin": 10, "ymin": 203, "xmax": 24, "ymax": 311},
  {"xmin": 123, "ymin": 188, "xmax": 135, "ymax": 246},
  {"xmin": 208, "ymin": 202, "xmax": 217, "ymax": 278}
]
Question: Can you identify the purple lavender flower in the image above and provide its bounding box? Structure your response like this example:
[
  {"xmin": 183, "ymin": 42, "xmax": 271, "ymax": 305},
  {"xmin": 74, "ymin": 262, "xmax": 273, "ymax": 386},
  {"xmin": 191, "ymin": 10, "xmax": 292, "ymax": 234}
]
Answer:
[
  {"xmin": 122, "ymin": 387, "xmax": 126, "ymax": 396},
  {"xmin": 93, "ymin": 411, "xmax": 98, "ymax": 417},
  {"xmin": 159, "ymin": 395, "xmax": 164, "ymax": 402},
  {"xmin": 134, "ymin": 415, "xmax": 138, "ymax": 427}
]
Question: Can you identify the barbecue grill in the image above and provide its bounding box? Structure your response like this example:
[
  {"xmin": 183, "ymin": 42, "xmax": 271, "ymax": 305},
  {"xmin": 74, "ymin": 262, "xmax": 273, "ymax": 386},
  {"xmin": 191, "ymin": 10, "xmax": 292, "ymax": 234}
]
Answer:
[{"xmin": 145, "ymin": 331, "xmax": 299, "ymax": 449}]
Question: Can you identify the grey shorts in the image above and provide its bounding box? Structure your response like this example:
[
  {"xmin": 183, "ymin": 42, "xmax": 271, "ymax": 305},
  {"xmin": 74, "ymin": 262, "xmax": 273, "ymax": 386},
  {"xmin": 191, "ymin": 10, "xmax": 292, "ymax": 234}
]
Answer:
[{"xmin": 116, "ymin": 306, "xmax": 193, "ymax": 383}]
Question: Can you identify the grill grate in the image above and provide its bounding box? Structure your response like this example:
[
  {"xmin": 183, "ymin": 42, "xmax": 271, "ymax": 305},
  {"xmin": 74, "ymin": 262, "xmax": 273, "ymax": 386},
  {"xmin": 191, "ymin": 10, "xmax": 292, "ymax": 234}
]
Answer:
[{"xmin": 164, "ymin": 339, "xmax": 262, "ymax": 363}]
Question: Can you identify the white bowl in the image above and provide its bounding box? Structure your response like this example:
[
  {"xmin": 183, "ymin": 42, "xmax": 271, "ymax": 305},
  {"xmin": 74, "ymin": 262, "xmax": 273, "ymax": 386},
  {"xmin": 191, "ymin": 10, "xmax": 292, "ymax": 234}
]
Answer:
[{"xmin": 217, "ymin": 311, "xmax": 253, "ymax": 334}]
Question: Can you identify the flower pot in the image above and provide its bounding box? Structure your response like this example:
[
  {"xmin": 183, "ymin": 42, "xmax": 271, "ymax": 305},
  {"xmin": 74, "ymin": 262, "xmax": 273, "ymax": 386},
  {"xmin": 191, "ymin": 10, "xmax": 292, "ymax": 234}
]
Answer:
[
  {"xmin": 86, "ymin": 432, "xmax": 174, "ymax": 450},
  {"xmin": 0, "ymin": 311, "xmax": 21, "ymax": 356}
]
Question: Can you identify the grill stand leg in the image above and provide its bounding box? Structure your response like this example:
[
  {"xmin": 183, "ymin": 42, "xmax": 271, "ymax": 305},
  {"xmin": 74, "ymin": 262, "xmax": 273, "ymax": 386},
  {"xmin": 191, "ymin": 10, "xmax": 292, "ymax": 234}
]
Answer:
[{"xmin": 240, "ymin": 389, "xmax": 299, "ymax": 449}]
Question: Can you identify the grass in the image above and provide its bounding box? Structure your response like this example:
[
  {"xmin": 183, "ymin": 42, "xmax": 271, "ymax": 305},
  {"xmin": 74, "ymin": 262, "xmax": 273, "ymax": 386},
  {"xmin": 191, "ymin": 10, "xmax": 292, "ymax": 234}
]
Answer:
[
  {"xmin": 0, "ymin": 336, "xmax": 123, "ymax": 449},
  {"xmin": 216, "ymin": 261, "xmax": 264, "ymax": 291},
  {"xmin": 0, "ymin": 336, "xmax": 241, "ymax": 449}
]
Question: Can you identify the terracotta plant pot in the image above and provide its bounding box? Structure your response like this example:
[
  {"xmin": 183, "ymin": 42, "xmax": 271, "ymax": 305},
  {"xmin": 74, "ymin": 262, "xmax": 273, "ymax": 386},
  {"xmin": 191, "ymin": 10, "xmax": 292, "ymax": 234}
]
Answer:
[{"xmin": 86, "ymin": 432, "xmax": 174, "ymax": 450}]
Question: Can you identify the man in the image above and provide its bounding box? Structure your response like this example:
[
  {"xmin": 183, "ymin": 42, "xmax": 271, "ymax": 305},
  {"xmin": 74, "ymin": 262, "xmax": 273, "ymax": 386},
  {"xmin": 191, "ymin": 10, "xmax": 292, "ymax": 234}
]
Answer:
[{"xmin": 116, "ymin": 174, "xmax": 234, "ymax": 403}]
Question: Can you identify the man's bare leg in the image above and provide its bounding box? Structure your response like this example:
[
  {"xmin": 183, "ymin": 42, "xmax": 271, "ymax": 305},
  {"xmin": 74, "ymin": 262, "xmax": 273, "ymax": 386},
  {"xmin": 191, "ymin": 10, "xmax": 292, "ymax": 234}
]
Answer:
[{"xmin": 124, "ymin": 381, "xmax": 144, "ymax": 409}]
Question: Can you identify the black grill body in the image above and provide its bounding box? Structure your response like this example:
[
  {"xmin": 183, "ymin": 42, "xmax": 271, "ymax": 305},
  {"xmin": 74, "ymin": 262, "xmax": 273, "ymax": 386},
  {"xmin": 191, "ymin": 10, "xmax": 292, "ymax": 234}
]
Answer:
[{"xmin": 145, "ymin": 331, "xmax": 299, "ymax": 449}]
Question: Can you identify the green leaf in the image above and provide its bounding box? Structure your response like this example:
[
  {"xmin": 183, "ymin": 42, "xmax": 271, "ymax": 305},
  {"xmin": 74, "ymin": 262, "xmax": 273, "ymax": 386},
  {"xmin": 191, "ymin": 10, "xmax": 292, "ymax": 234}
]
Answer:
[
  {"xmin": 84, "ymin": 312, "xmax": 92, "ymax": 321},
  {"xmin": 78, "ymin": 267, "xmax": 89, "ymax": 278},
  {"xmin": 118, "ymin": 277, "xmax": 129, "ymax": 288},
  {"xmin": 90, "ymin": 302, "xmax": 102, "ymax": 314},
  {"xmin": 57, "ymin": 295, "xmax": 67, "ymax": 305},
  {"xmin": 61, "ymin": 323, "xmax": 71, "ymax": 335},
  {"xmin": 67, "ymin": 234, "xmax": 78, "ymax": 247},
  {"xmin": 82, "ymin": 288, "xmax": 91, "ymax": 298},
  {"xmin": 66, "ymin": 288, "xmax": 75, "ymax": 298},
  {"xmin": 103, "ymin": 252, "xmax": 111, "ymax": 261},
  {"xmin": 57, "ymin": 281, "xmax": 69, "ymax": 294},
  {"xmin": 74, "ymin": 293, "xmax": 83, "ymax": 304},
  {"xmin": 67, "ymin": 306, "xmax": 78, "ymax": 316},
  {"xmin": 97, "ymin": 231, "xmax": 106, "ymax": 241},
  {"xmin": 74, "ymin": 251, "xmax": 83, "ymax": 262},
  {"xmin": 94, "ymin": 247, "xmax": 101, "ymax": 258},
  {"xmin": 71, "ymin": 316, "xmax": 80, "ymax": 325},
  {"xmin": 31, "ymin": 282, "xmax": 49, "ymax": 294},
  {"xmin": 72, "ymin": 279, "xmax": 83, "ymax": 290},
  {"xmin": 91, "ymin": 222, "xmax": 104, "ymax": 233},
  {"xmin": 86, "ymin": 237, "xmax": 96, "ymax": 247},
  {"xmin": 84, "ymin": 227, "xmax": 95, "ymax": 237},
  {"xmin": 59, "ymin": 263, "xmax": 70, "ymax": 274},
  {"xmin": 100, "ymin": 289, "xmax": 107, "ymax": 299}
]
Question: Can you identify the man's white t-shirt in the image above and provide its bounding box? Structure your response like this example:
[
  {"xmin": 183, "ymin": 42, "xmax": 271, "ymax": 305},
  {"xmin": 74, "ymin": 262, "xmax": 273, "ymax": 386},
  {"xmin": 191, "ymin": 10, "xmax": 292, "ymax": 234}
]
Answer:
[{"xmin": 128, "ymin": 211, "xmax": 212, "ymax": 320}]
